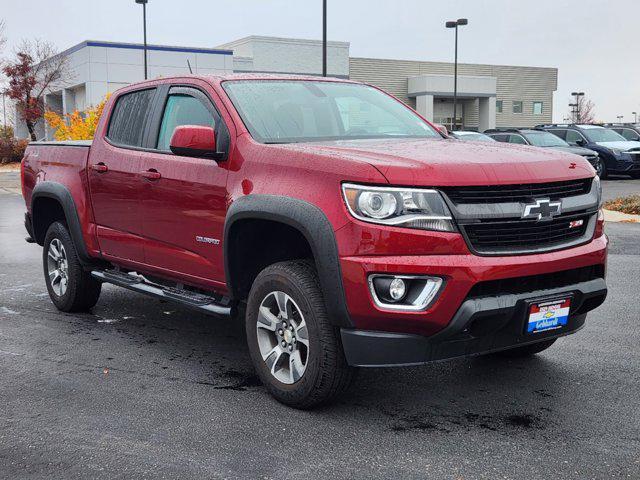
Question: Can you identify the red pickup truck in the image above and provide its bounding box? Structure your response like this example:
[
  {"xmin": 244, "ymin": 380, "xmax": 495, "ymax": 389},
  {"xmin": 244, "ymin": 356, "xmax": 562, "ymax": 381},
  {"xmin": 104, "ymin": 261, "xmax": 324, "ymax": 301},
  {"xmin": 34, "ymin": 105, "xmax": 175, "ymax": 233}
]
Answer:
[{"xmin": 21, "ymin": 74, "xmax": 608, "ymax": 408}]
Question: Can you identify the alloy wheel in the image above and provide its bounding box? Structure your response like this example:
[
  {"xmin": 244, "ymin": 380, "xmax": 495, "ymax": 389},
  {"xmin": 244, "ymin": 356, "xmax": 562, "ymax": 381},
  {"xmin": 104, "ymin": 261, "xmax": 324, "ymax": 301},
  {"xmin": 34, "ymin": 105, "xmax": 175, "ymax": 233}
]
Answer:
[
  {"xmin": 256, "ymin": 291, "xmax": 309, "ymax": 384},
  {"xmin": 47, "ymin": 238, "xmax": 69, "ymax": 297}
]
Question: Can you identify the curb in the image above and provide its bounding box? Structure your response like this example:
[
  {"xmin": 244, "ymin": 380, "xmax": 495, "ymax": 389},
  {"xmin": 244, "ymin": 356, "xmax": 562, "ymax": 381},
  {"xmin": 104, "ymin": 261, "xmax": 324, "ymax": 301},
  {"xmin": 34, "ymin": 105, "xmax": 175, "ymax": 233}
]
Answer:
[{"xmin": 603, "ymin": 209, "xmax": 640, "ymax": 223}]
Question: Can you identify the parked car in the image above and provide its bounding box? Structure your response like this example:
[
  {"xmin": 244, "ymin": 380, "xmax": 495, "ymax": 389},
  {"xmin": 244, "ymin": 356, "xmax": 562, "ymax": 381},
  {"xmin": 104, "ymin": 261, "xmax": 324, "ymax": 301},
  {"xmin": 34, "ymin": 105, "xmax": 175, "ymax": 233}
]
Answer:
[
  {"xmin": 485, "ymin": 128, "xmax": 603, "ymax": 177},
  {"xmin": 21, "ymin": 75, "xmax": 608, "ymax": 408},
  {"xmin": 536, "ymin": 124, "xmax": 640, "ymax": 179},
  {"xmin": 602, "ymin": 123, "xmax": 640, "ymax": 142},
  {"xmin": 451, "ymin": 131, "xmax": 496, "ymax": 142}
]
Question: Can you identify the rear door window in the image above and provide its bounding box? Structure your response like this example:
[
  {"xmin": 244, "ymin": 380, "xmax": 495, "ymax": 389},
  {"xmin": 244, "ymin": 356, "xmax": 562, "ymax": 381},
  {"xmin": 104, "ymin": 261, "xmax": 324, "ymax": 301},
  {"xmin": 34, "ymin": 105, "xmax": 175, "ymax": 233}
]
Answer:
[
  {"xmin": 107, "ymin": 89, "xmax": 156, "ymax": 147},
  {"xmin": 508, "ymin": 134, "xmax": 527, "ymax": 145},
  {"xmin": 548, "ymin": 129, "xmax": 567, "ymax": 140}
]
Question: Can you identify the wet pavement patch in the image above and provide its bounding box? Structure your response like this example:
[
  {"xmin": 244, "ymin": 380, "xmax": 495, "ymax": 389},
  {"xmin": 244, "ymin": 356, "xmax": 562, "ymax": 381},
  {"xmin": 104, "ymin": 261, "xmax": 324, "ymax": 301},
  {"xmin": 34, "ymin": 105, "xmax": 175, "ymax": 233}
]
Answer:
[
  {"xmin": 505, "ymin": 414, "xmax": 538, "ymax": 429},
  {"xmin": 195, "ymin": 369, "xmax": 262, "ymax": 391},
  {"xmin": 390, "ymin": 409, "xmax": 544, "ymax": 434}
]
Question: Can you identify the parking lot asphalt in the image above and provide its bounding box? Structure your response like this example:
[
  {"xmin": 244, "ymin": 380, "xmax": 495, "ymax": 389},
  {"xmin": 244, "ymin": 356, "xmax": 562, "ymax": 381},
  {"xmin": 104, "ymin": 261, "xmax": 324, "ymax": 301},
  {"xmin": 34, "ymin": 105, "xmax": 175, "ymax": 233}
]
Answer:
[
  {"xmin": 601, "ymin": 176, "xmax": 640, "ymax": 201},
  {"xmin": 1, "ymin": 189, "xmax": 640, "ymax": 479}
]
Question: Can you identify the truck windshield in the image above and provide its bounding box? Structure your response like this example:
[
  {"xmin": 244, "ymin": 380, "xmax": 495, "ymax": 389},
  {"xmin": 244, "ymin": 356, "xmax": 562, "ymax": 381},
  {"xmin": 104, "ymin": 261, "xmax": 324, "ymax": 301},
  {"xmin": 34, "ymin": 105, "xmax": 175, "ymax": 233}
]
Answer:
[
  {"xmin": 222, "ymin": 80, "xmax": 440, "ymax": 143},
  {"xmin": 524, "ymin": 131, "xmax": 569, "ymax": 147}
]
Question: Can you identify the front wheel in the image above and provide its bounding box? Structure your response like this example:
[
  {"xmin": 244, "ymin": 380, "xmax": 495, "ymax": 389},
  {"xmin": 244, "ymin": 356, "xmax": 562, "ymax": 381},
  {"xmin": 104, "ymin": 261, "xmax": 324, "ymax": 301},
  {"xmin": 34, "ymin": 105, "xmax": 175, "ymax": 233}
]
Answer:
[
  {"xmin": 245, "ymin": 260, "xmax": 355, "ymax": 409},
  {"xmin": 594, "ymin": 157, "xmax": 607, "ymax": 179},
  {"xmin": 43, "ymin": 221, "xmax": 102, "ymax": 312}
]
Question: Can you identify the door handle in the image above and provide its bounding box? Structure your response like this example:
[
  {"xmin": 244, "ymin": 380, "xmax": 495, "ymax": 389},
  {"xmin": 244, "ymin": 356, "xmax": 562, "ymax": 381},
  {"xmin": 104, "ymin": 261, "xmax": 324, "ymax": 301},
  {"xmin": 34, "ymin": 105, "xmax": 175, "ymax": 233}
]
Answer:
[
  {"xmin": 91, "ymin": 163, "xmax": 108, "ymax": 173},
  {"xmin": 141, "ymin": 169, "xmax": 161, "ymax": 180}
]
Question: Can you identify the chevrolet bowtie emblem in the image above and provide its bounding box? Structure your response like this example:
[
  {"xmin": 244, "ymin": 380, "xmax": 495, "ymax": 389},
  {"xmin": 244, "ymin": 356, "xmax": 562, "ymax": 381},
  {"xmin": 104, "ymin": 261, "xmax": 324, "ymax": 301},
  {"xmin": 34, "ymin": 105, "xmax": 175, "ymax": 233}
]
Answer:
[{"xmin": 522, "ymin": 198, "xmax": 562, "ymax": 221}]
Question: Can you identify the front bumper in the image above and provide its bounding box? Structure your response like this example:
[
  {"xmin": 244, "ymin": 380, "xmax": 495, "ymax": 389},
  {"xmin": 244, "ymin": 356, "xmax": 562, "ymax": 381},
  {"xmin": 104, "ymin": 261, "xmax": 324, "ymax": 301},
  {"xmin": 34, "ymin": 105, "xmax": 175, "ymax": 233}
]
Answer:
[
  {"xmin": 341, "ymin": 277, "xmax": 607, "ymax": 367},
  {"xmin": 340, "ymin": 234, "xmax": 608, "ymax": 336},
  {"xmin": 612, "ymin": 153, "xmax": 640, "ymax": 173}
]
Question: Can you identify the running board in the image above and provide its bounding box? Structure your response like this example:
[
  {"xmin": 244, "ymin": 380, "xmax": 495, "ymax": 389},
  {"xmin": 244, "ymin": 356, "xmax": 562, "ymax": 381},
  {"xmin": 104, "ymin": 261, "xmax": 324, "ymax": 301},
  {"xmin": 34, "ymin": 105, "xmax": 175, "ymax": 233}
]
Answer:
[{"xmin": 91, "ymin": 270, "xmax": 232, "ymax": 318}]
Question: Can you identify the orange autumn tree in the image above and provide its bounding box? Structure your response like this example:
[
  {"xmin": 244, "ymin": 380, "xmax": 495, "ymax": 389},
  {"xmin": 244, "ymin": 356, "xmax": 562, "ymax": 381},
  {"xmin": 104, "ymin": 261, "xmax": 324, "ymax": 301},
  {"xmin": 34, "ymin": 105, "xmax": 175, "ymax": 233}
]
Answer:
[{"xmin": 44, "ymin": 95, "xmax": 110, "ymax": 140}]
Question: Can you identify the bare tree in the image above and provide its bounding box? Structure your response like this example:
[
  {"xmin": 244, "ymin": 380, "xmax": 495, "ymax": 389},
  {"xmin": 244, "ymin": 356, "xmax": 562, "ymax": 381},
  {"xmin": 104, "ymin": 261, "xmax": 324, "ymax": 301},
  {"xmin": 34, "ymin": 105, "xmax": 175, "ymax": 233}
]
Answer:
[
  {"xmin": 3, "ymin": 39, "xmax": 70, "ymax": 140},
  {"xmin": 568, "ymin": 95, "xmax": 596, "ymax": 124},
  {"xmin": 0, "ymin": 20, "xmax": 6, "ymax": 54}
]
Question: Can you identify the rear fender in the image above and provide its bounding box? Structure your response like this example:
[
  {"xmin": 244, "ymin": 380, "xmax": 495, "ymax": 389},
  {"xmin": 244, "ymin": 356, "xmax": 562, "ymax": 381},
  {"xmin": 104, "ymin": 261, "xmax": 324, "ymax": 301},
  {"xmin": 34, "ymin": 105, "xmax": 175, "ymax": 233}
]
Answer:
[{"xmin": 31, "ymin": 182, "xmax": 93, "ymax": 266}]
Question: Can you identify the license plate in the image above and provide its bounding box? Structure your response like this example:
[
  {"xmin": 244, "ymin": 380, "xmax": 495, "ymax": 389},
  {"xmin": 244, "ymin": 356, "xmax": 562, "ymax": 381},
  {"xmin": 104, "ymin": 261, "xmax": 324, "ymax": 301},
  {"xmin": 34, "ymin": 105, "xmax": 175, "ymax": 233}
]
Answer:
[{"xmin": 526, "ymin": 298, "xmax": 571, "ymax": 334}]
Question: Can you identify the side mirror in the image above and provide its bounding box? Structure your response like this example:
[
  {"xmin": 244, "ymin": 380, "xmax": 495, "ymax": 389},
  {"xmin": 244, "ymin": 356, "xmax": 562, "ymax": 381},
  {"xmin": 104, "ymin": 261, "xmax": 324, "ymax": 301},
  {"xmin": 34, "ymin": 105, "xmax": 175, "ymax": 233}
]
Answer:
[
  {"xmin": 575, "ymin": 139, "xmax": 585, "ymax": 146},
  {"xmin": 169, "ymin": 125, "xmax": 219, "ymax": 159},
  {"xmin": 433, "ymin": 123, "xmax": 449, "ymax": 137}
]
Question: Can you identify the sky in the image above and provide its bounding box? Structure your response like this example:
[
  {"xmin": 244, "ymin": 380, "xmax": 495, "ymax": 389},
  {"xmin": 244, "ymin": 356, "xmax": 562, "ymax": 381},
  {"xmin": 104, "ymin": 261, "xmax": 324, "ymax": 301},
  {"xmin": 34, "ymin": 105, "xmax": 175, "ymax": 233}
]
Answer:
[{"xmin": 1, "ymin": 0, "xmax": 638, "ymax": 123}]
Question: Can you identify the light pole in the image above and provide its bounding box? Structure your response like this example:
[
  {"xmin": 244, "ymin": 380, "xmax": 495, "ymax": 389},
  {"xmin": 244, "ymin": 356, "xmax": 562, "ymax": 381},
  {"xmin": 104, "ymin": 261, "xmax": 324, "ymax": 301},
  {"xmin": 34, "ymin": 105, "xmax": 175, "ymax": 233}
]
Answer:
[
  {"xmin": 322, "ymin": 0, "xmax": 327, "ymax": 77},
  {"xmin": 135, "ymin": 0, "xmax": 148, "ymax": 80},
  {"xmin": 568, "ymin": 103, "xmax": 578, "ymax": 123},
  {"xmin": 617, "ymin": 115, "xmax": 624, "ymax": 123},
  {"xmin": 446, "ymin": 18, "xmax": 468, "ymax": 131},
  {"xmin": 633, "ymin": 111, "xmax": 637, "ymax": 124},
  {"xmin": 571, "ymin": 91, "xmax": 584, "ymax": 123}
]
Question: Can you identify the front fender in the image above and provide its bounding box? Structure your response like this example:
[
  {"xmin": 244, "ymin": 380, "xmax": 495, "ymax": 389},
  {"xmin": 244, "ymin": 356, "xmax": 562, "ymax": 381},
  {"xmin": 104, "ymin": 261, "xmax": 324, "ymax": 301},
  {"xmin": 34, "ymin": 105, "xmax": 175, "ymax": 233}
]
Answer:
[{"xmin": 224, "ymin": 194, "xmax": 352, "ymax": 328}]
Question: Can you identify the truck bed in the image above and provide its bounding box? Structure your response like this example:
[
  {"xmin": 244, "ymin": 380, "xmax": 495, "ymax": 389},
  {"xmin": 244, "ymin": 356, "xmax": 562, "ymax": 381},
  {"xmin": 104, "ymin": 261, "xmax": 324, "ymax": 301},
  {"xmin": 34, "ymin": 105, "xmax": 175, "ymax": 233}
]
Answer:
[{"xmin": 29, "ymin": 140, "xmax": 93, "ymax": 147}]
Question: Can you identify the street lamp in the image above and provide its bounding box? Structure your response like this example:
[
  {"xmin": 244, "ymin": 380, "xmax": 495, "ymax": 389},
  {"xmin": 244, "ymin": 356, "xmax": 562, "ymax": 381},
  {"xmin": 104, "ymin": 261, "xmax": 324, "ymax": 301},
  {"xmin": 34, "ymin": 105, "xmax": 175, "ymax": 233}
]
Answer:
[
  {"xmin": 633, "ymin": 111, "xmax": 637, "ymax": 124},
  {"xmin": 135, "ymin": 0, "xmax": 148, "ymax": 80},
  {"xmin": 617, "ymin": 115, "xmax": 624, "ymax": 123},
  {"xmin": 571, "ymin": 91, "xmax": 584, "ymax": 123},
  {"xmin": 322, "ymin": 0, "xmax": 327, "ymax": 77},
  {"xmin": 446, "ymin": 18, "xmax": 468, "ymax": 131}
]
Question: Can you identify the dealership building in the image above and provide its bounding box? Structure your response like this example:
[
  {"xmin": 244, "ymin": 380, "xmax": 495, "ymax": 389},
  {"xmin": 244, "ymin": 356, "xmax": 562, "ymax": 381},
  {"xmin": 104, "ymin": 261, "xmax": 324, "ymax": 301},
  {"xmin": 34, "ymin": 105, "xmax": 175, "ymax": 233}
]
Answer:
[{"xmin": 19, "ymin": 36, "xmax": 558, "ymax": 140}]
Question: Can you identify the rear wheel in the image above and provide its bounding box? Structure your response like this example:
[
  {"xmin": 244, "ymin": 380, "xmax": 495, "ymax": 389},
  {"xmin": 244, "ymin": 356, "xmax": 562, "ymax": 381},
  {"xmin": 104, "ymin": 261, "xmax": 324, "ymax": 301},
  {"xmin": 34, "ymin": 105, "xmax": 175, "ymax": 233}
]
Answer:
[
  {"xmin": 496, "ymin": 339, "xmax": 557, "ymax": 358},
  {"xmin": 245, "ymin": 260, "xmax": 355, "ymax": 409},
  {"xmin": 43, "ymin": 222, "xmax": 101, "ymax": 312}
]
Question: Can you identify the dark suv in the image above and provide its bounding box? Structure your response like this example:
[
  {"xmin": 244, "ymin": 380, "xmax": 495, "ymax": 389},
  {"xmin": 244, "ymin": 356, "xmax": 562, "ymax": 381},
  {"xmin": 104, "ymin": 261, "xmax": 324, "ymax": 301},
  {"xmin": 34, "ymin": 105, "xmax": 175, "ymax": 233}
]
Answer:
[
  {"xmin": 485, "ymin": 128, "xmax": 603, "ymax": 177},
  {"xmin": 536, "ymin": 124, "xmax": 640, "ymax": 179},
  {"xmin": 602, "ymin": 123, "xmax": 640, "ymax": 142}
]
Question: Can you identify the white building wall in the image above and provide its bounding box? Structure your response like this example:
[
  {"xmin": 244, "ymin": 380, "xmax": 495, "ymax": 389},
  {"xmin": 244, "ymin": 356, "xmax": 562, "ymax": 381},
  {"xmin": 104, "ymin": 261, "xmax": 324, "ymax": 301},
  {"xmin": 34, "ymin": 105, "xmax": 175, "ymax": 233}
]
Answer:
[
  {"xmin": 17, "ymin": 41, "xmax": 233, "ymax": 140},
  {"xmin": 219, "ymin": 36, "xmax": 350, "ymax": 77}
]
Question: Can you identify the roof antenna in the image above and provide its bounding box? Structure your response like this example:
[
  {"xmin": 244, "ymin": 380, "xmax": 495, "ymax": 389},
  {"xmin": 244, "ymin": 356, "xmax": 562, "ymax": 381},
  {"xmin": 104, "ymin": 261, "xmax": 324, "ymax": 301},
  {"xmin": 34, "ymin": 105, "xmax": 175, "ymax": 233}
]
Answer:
[{"xmin": 187, "ymin": 59, "xmax": 193, "ymax": 74}]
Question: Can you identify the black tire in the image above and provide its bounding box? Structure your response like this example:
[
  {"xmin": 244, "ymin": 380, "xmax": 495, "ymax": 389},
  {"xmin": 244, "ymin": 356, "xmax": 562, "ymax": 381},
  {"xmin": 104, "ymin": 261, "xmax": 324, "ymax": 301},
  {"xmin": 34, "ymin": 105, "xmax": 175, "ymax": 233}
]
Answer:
[
  {"xmin": 594, "ymin": 157, "xmax": 607, "ymax": 179},
  {"xmin": 245, "ymin": 260, "xmax": 355, "ymax": 409},
  {"xmin": 43, "ymin": 221, "xmax": 101, "ymax": 312},
  {"xmin": 496, "ymin": 339, "xmax": 557, "ymax": 358}
]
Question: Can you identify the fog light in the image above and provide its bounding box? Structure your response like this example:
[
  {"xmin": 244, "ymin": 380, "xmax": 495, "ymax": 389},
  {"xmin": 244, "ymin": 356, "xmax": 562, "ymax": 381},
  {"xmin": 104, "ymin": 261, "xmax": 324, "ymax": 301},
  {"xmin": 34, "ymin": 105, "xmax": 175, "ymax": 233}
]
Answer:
[
  {"xmin": 389, "ymin": 278, "xmax": 406, "ymax": 301},
  {"xmin": 369, "ymin": 274, "xmax": 444, "ymax": 311}
]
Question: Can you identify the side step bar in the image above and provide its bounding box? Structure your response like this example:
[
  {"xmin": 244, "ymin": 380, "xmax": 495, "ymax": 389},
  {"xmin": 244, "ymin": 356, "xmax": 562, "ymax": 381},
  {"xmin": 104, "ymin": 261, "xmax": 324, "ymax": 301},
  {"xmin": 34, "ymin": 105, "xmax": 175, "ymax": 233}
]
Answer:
[{"xmin": 91, "ymin": 270, "xmax": 233, "ymax": 318}]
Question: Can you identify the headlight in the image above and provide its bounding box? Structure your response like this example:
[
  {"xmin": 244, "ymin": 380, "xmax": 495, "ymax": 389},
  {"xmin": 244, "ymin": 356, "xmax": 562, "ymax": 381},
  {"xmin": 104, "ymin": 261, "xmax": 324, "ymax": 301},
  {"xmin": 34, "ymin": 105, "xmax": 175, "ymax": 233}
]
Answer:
[
  {"xmin": 342, "ymin": 183, "xmax": 456, "ymax": 232},
  {"xmin": 593, "ymin": 175, "xmax": 603, "ymax": 208}
]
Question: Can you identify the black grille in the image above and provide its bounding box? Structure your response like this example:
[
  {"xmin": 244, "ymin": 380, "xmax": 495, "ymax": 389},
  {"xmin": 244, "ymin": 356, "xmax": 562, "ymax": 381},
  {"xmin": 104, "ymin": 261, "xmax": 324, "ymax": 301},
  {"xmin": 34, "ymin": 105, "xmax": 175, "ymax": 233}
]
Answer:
[
  {"xmin": 462, "ymin": 212, "xmax": 592, "ymax": 253},
  {"xmin": 442, "ymin": 178, "xmax": 592, "ymax": 204},
  {"xmin": 467, "ymin": 264, "xmax": 605, "ymax": 298}
]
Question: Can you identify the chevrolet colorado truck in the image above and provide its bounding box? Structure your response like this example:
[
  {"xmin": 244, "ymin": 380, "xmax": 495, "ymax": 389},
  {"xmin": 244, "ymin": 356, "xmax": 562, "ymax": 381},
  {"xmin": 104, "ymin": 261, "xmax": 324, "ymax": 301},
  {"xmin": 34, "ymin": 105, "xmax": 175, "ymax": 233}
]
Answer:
[{"xmin": 21, "ymin": 75, "xmax": 608, "ymax": 408}]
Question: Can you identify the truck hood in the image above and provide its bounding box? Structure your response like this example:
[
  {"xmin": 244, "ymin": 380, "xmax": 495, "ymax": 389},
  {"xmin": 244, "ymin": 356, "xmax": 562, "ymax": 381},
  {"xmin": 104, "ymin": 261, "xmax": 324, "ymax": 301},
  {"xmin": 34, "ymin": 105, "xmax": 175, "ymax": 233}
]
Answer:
[
  {"xmin": 277, "ymin": 138, "xmax": 594, "ymax": 186},
  {"xmin": 595, "ymin": 140, "xmax": 640, "ymax": 151}
]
